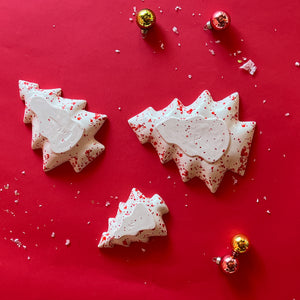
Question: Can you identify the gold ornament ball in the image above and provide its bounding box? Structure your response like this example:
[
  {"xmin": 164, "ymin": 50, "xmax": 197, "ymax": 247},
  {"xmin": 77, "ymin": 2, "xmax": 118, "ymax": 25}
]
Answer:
[
  {"xmin": 232, "ymin": 234, "xmax": 250, "ymax": 254},
  {"xmin": 136, "ymin": 9, "xmax": 156, "ymax": 29}
]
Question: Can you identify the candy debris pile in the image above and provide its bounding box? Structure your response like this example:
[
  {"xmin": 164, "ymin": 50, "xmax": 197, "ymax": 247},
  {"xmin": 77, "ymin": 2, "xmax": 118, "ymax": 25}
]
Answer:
[
  {"xmin": 19, "ymin": 80, "xmax": 107, "ymax": 172},
  {"xmin": 99, "ymin": 188, "xmax": 169, "ymax": 248},
  {"xmin": 128, "ymin": 91, "xmax": 256, "ymax": 193}
]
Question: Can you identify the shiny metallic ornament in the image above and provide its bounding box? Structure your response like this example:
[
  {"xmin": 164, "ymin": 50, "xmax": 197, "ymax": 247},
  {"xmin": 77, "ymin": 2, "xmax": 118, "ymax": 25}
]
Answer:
[
  {"xmin": 220, "ymin": 255, "xmax": 239, "ymax": 274},
  {"xmin": 206, "ymin": 11, "xmax": 231, "ymax": 31},
  {"xmin": 232, "ymin": 234, "xmax": 250, "ymax": 254},
  {"xmin": 136, "ymin": 9, "xmax": 156, "ymax": 36}
]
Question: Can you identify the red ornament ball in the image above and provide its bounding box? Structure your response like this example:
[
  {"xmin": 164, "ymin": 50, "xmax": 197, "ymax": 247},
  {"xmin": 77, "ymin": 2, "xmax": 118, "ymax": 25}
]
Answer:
[
  {"xmin": 220, "ymin": 255, "xmax": 239, "ymax": 274},
  {"xmin": 208, "ymin": 11, "xmax": 231, "ymax": 31}
]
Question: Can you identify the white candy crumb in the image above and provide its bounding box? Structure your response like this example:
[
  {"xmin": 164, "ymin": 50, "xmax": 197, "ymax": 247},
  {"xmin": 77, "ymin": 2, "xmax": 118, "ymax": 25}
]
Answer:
[
  {"xmin": 174, "ymin": 67, "xmax": 178, "ymax": 71},
  {"xmin": 209, "ymin": 49, "xmax": 215, "ymax": 55},
  {"xmin": 232, "ymin": 176, "xmax": 238, "ymax": 185},
  {"xmin": 38, "ymin": 204, "xmax": 42, "ymax": 208},
  {"xmin": 87, "ymin": 221, "xmax": 91, "ymax": 225},
  {"xmin": 160, "ymin": 43, "xmax": 165, "ymax": 50},
  {"xmin": 115, "ymin": 196, "xmax": 119, "ymax": 200},
  {"xmin": 259, "ymin": 131, "xmax": 263, "ymax": 135},
  {"xmin": 21, "ymin": 170, "xmax": 26, "ymax": 175},
  {"xmin": 284, "ymin": 113, "xmax": 290, "ymax": 117},
  {"xmin": 51, "ymin": 232, "xmax": 55, "ymax": 238},
  {"xmin": 4, "ymin": 184, "xmax": 9, "ymax": 190},
  {"xmin": 149, "ymin": 181, "xmax": 152, "ymax": 184},
  {"xmin": 256, "ymin": 198, "xmax": 259, "ymax": 203},
  {"xmin": 129, "ymin": 18, "xmax": 133, "ymax": 22},
  {"xmin": 53, "ymin": 25, "xmax": 56, "ymax": 28},
  {"xmin": 118, "ymin": 107, "xmax": 122, "ymax": 111},
  {"xmin": 14, "ymin": 190, "xmax": 20, "ymax": 196},
  {"xmin": 141, "ymin": 248, "xmax": 146, "ymax": 252},
  {"xmin": 283, "ymin": 154, "xmax": 286, "ymax": 158},
  {"xmin": 295, "ymin": 62, "xmax": 300, "ymax": 67},
  {"xmin": 133, "ymin": 6, "xmax": 137, "ymax": 13},
  {"xmin": 105, "ymin": 201, "xmax": 111, "ymax": 207},
  {"xmin": 267, "ymin": 148, "xmax": 271, "ymax": 152},
  {"xmin": 263, "ymin": 196, "xmax": 267, "ymax": 200},
  {"xmin": 266, "ymin": 210, "xmax": 271, "ymax": 214},
  {"xmin": 185, "ymin": 194, "xmax": 188, "ymax": 197},
  {"xmin": 172, "ymin": 26, "xmax": 179, "ymax": 34},
  {"xmin": 65, "ymin": 239, "xmax": 71, "ymax": 246},
  {"xmin": 263, "ymin": 99, "xmax": 267, "ymax": 104},
  {"xmin": 178, "ymin": 43, "xmax": 181, "ymax": 47},
  {"xmin": 27, "ymin": 256, "xmax": 31, "ymax": 260},
  {"xmin": 192, "ymin": 13, "xmax": 195, "ymax": 16},
  {"xmin": 159, "ymin": 10, "xmax": 163, "ymax": 14},
  {"xmin": 115, "ymin": 49, "xmax": 120, "ymax": 53},
  {"xmin": 175, "ymin": 6, "xmax": 182, "ymax": 12},
  {"xmin": 167, "ymin": 176, "xmax": 171, "ymax": 179},
  {"xmin": 215, "ymin": 40, "xmax": 221, "ymax": 44},
  {"xmin": 77, "ymin": 190, "xmax": 80, "ymax": 195},
  {"xmin": 240, "ymin": 59, "xmax": 257, "ymax": 75},
  {"xmin": 11, "ymin": 238, "xmax": 22, "ymax": 247},
  {"xmin": 188, "ymin": 74, "xmax": 192, "ymax": 79},
  {"xmin": 14, "ymin": 200, "xmax": 19, "ymax": 204},
  {"xmin": 185, "ymin": 204, "xmax": 188, "ymax": 207}
]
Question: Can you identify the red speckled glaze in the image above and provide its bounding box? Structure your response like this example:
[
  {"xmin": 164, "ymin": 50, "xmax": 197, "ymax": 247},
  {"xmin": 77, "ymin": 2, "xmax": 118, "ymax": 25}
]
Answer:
[{"xmin": 128, "ymin": 91, "xmax": 256, "ymax": 193}]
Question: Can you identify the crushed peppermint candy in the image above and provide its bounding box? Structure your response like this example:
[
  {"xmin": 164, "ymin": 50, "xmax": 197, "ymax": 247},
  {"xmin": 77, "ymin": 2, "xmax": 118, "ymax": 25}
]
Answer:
[
  {"xmin": 209, "ymin": 49, "xmax": 215, "ymax": 55},
  {"xmin": 51, "ymin": 232, "xmax": 56, "ymax": 238},
  {"xmin": 160, "ymin": 43, "xmax": 165, "ymax": 50},
  {"xmin": 284, "ymin": 113, "xmax": 290, "ymax": 117},
  {"xmin": 115, "ymin": 49, "xmax": 120, "ymax": 53},
  {"xmin": 21, "ymin": 170, "xmax": 26, "ymax": 175},
  {"xmin": 4, "ymin": 184, "xmax": 10, "ymax": 190},
  {"xmin": 295, "ymin": 61, "xmax": 300, "ymax": 67},
  {"xmin": 175, "ymin": 6, "xmax": 182, "ymax": 12},
  {"xmin": 65, "ymin": 239, "xmax": 71, "ymax": 246},
  {"xmin": 187, "ymin": 74, "xmax": 192, "ymax": 79},
  {"xmin": 266, "ymin": 210, "xmax": 271, "ymax": 214},
  {"xmin": 129, "ymin": 18, "xmax": 133, "ymax": 22},
  {"xmin": 172, "ymin": 26, "xmax": 179, "ymax": 34},
  {"xmin": 14, "ymin": 190, "xmax": 20, "ymax": 196},
  {"xmin": 105, "ymin": 201, "xmax": 111, "ymax": 207},
  {"xmin": 232, "ymin": 176, "xmax": 238, "ymax": 185},
  {"xmin": 240, "ymin": 59, "xmax": 257, "ymax": 75},
  {"xmin": 263, "ymin": 99, "xmax": 267, "ymax": 104}
]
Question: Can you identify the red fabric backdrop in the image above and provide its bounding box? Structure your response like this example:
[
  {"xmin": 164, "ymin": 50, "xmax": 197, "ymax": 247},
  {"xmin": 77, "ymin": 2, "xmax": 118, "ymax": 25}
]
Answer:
[{"xmin": 0, "ymin": 0, "xmax": 299, "ymax": 299}]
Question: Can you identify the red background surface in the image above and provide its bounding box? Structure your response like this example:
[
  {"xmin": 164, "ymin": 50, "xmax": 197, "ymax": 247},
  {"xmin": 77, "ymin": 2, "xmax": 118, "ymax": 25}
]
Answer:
[{"xmin": 0, "ymin": 0, "xmax": 299, "ymax": 299}]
